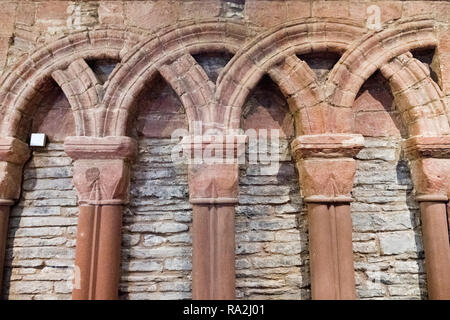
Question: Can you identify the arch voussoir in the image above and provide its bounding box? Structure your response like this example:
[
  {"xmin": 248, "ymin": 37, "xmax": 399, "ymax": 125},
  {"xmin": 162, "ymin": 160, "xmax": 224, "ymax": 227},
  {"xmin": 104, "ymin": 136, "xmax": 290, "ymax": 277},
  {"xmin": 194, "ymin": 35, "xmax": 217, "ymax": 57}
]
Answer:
[
  {"xmin": 328, "ymin": 18, "xmax": 438, "ymax": 112},
  {"xmin": 215, "ymin": 18, "xmax": 366, "ymax": 130},
  {"xmin": 380, "ymin": 53, "xmax": 449, "ymax": 137},
  {"xmin": 268, "ymin": 55, "xmax": 326, "ymax": 135},
  {"xmin": 102, "ymin": 19, "xmax": 254, "ymax": 136},
  {"xmin": 158, "ymin": 53, "xmax": 215, "ymax": 126},
  {"xmin": 0, "ymin": 28, "xmax": 144, "ymax": 140},
  {"xmin": 51, "ymin": 58, "xmax": 104, "ymax": 136}
]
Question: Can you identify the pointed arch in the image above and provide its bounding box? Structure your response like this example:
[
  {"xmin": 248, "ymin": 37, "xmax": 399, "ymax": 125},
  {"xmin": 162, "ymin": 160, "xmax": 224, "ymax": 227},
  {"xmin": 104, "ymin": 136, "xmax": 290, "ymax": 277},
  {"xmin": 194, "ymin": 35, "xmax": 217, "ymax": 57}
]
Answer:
[
  {"xmin": 51, "ymin": 59, "xmax": 104, "ymax": 136},
  {"xmin": 380, "ymin": 53, "xmax": 449, "ymax": 137},
  {"xmin": 267, "ymin": 55, "xmax": 328, "ymax": 135},
  {"xmin": 214, "ymin": 18, "xmax": 366, "ymax": 130},
  {"xmin": 103, "ymin": 19, "xmax": 258, "ymax": 136},
  {"xmin": 326, "ymin": 18, "xmax": 438, "ymax": 135}
]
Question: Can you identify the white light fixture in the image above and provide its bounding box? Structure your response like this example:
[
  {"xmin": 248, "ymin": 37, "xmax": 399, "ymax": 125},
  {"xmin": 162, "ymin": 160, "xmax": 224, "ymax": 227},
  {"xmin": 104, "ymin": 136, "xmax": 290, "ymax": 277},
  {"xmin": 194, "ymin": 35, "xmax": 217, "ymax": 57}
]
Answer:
[{"xmin": 30, "ymin": 133, "xmax": 47, "ymax": 147}]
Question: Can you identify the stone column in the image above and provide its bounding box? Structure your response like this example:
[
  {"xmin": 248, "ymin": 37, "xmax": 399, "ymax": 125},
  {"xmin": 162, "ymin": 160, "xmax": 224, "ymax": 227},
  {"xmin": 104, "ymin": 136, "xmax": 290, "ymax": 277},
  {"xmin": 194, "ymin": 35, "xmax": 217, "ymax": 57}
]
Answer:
[
  {"xmin": 0, "ymin": 137, "xmax": 30, "ymax": 294},
  {"xmin": 405, "ymin": 137, "xmax": 450, "ymax": 300},
  {"xmin": 64, "ymin": 136, "xmax": 137, "ymax": 300},
  {"xmin": 182, "ymin": 135, "xmax": 246, "ymax": 300},
  {"xmin": 291, "ymin": 134, "xmax": 364, "ymax": 300}
]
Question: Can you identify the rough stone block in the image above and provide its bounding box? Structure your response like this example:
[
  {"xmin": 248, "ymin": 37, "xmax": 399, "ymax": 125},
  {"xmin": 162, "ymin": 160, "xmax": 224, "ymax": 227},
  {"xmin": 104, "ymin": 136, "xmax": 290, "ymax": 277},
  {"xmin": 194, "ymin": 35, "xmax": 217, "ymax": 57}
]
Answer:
[
  {"xmin": 125, "ymin": 1, "xmax": 179, "ymax": 29},
  {"xmin": 379, "ymin": 231, "xmax": 422, "ymax": 255},
  {"xmin": 164, "ymin": 257, "xmax": 192, "ymax": 271},
  {"xmin": 0, "ymin": 2, "xmax": 17, "ymax": 36},
  {"xmin": 98, "ymin": 1, "xmax": 124, "ymax": 25},
  {"xmin": 245, "ymin": 0, "xmax": 287, "ymax": 27},
  {"xmin": 313, "ymin": 1, "xmax": 349, "ymax": 19}
]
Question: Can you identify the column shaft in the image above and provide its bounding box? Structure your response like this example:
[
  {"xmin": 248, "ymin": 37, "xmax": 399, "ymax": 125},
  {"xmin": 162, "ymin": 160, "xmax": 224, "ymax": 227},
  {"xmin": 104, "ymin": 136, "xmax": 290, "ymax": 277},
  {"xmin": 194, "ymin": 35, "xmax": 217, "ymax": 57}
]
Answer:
[
  {"xmin": 308, "ymin": 203, "xmax": 335, "ymax": 300},
  {"xmin": 420, "ymin": 201, "xmax": 450, "ymax": 299},
  {"xmin": 192, "ymin": 204, "xmax": 235, "ymax": 300},
  {"xmin": 447, "ymin": 202, "xmax": 450, "ymax": 235},
  {"xmin": 334, "ymin": 204, "xmax": 356, "ymax": 299},
  {"xmin": 308, "ymin": 203, "xmax": 356, "ymax": 300},
  {"xmin": 0, "ymin": 205, "xmax": 10, "ymax": 292},
  {"xmin": 72, "ymin": 205, "xmax": 123, "ymax": 300}
]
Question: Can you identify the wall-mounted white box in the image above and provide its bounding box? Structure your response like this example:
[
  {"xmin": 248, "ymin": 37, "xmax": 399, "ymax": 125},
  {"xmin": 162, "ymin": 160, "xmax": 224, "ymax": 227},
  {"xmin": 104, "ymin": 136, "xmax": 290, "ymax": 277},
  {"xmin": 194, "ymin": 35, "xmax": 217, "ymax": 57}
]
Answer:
[{"xmin": 30, "ymin": 133, "xmax": 47, "ymax": 147}]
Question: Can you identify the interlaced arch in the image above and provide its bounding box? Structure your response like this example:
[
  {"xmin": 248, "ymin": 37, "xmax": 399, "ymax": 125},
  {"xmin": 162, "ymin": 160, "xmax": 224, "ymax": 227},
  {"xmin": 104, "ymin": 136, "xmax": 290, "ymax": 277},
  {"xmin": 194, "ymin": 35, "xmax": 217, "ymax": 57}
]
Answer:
[{"xmin": 0, "ymin": 28, "xmax": 145, "ymax": 140}]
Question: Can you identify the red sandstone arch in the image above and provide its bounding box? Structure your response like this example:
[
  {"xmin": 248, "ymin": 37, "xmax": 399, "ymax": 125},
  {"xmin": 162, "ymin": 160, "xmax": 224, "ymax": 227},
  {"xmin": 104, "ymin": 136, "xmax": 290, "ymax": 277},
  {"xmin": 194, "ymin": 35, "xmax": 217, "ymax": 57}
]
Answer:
[
  {"xmin": 380, "ymin": 53, "xmax": 450, "ymax": 137},
  {"xmin": 267, "ymin": 55, "xmax": 327, "ymax": 135},
  {"xmin": 158, "ymin": 54, "xmax": 216, "ymax": 126},
  {"xmin": 327, "ymin": 18, "xmax": 440, "ymax": 134},
  {"xmin": 380, "ymin": 53, "xmax": 450, "ymax": 300},
  {"xmin": 214, "ymin": 18, "xmax": 366, "ymax": 130},
  {"xmin": 103, "ymin": 19, "xmax": 258, "ymax": 136},
  {"xmin": 51, "ymin": 59, "xmax": 105, "ymax": 136},
  {"xmin": 0, "ymin": 28, "xmax": 144, "ymax": 140}
]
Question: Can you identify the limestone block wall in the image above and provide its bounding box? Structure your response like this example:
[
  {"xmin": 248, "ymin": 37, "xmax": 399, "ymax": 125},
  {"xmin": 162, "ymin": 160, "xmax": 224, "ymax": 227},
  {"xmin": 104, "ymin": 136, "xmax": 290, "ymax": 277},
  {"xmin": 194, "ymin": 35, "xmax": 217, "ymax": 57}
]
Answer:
[
  {"xmin": 2, "ymin": 143, "xmax": 77, "ymax": 300},
  {"xmin": 120, "ymin": 138, "xmax": 192, "ymax": 300},
  {"xmin": 352, "ymin": 138, "xmax": 427, "ymax": 299},
  {"xmin": 236, "ymin": 141, "xmax": 308, "ymax": 300}
]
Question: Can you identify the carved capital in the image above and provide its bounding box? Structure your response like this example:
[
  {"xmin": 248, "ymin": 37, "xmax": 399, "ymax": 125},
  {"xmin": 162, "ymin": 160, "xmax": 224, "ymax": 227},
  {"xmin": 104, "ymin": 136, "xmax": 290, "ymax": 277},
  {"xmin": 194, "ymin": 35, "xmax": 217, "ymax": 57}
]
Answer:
[
  {"xmin": 64, "ymin": 136, "xmax": 137, "ymax": 205},
  {"xmin": 404, "ymin": 137, "xmax": 450, "ymax": 201},
  {"xmin": 181, "ymin": 135, "xmax": 245, "ymax": 204},
  {"xmin": 296, "ymin": 158, "xmax": 356, "ymax": 202},
  {"xmin": 73, "ymin": 159, "xmax": 131, "ymax": 205},
  {"xmin": 0, "ymin": 137, "xmax": 31, "ymax": 164},
  {"xmin": 188, "ymin": 163, "xmax": 239, "ymax": 204},
  {"xmin": 404, "ymin": 136, "xmax": 450, "ymax": 159},
  {"xmin": 410, "ymin": 158, "xmax": 450, "ymax": 202},
  {"xmin": 291, "ymin": 134, "xmax": 363, "ymax": 202},
  {"xmin": 0, "ymin": 137, "xmax": 30, "ymax": 202},
  {"xmin": 291, "ymin": 134, "xmax": 364, "ymax": 160}
]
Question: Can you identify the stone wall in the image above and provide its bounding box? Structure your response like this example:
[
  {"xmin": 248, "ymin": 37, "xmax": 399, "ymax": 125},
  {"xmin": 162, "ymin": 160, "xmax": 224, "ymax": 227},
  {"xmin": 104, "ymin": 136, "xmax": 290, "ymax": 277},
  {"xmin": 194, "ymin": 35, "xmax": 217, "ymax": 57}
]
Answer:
[
  {"xmin": 0, "ymin": 1, "xmax": 449, "ymax": 300},
  {"xmin": 353, "ymin": 138, "xmax": 427, "ymax": 299},
  {"xmin": 120, "ymin": 138, "xmax": 192, "ymax": 300},
  {"xmin": 2, "ymin": 143, "xmax": 77, "ymax": 300}
]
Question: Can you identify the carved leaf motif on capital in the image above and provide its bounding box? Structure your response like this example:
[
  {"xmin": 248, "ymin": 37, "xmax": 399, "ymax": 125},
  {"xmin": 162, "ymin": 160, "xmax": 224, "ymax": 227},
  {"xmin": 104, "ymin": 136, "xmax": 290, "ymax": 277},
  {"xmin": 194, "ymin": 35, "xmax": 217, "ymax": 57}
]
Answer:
[
  {"xmin": 410, "ymin": 158, "xmax": 450, "ymax": 199},
  {"xmin": 188, "ymin": 163, "xmax": 239, "ymax": 203},
  {"xmin": 297, "ymin": 158, "xmax": 357, "ymax": 200},
  {"xmin": 73, "ymin": 159, "xmax": 131, "ymax": 205}
]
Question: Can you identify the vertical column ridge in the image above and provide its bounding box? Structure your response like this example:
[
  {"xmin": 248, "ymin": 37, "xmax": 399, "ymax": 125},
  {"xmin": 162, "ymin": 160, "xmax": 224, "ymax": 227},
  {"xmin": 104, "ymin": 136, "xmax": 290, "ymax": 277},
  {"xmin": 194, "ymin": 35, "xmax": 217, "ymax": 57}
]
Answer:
[{"xmin": 292, "ymin": 133, "xmax": 364, "ymax": 300}]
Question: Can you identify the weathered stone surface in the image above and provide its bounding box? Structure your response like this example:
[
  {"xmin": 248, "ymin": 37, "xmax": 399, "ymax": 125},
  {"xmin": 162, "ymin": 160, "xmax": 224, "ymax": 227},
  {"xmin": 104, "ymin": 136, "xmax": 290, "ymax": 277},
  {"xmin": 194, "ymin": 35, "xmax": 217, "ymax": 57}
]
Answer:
[
  {"xmin": 352, "ymin": 212, "xmax": 416, "ymax": 232},
  {"xmin": 353, "ymin": 241, "xmax": 378, "ymax": 254},
  {"xmin": 245, "ymin": 0, "xmax": 288, "ymax": 27},
  {"xmin": 379, "ymin": 231, "xmax": 422, "ymax": 255},
  {"xmin": 9, "ymin": 281, "xmax": 53, "ymax": 294},
  {"xmin": 125, "ymin": 1, "xmax": 178, "ymax": 29},
  {"xmin": 159, "ymin": 281, "xmax": 191, "ymax": 292},
  {"xmin": 250, "ymin": 255, "xmax": 302, "ymax": 269},
  {"xmin": 164, "ymin": 257, "xmax": 192, "ymax": 271},
  {"xmin": 128, "ymin": 222, "xmax": 188, "ymax": 234},
  {"xmin": 128, "ymin": 261, "xmax": 163, "ymax": 272},
  {"xmin": 352, "ymin": 136, "xmax": 428, "ymax": 299},
  {"xmin": 0, "ymin": 2, "xmax": 17, "ymax": 36},
  {"xmin": 1, "ymin": 2, "xmax": 444, "ymax": 300},
  {"xmin": 98, "ymin": 1, "xmax": 124, "ymax": 25}
]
